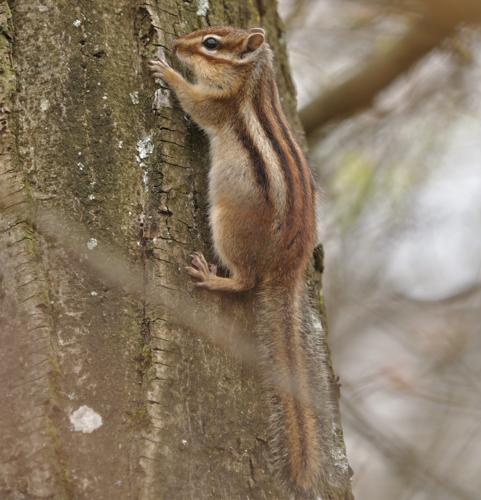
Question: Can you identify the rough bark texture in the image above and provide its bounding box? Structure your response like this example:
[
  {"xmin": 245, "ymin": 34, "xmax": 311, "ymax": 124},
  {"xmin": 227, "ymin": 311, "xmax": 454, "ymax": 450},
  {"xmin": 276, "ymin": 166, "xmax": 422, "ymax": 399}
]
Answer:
[{"xmin": 0, "ymin": 1, "xmax": 352, "ymax": 499}]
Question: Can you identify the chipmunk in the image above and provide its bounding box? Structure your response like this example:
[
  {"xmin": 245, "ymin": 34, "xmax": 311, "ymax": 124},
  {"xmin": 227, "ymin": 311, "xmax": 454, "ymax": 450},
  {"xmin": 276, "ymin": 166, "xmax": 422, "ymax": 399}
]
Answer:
[{"xmin": 150, "ymin": 27, "xmax": 324, "ymax": 497}]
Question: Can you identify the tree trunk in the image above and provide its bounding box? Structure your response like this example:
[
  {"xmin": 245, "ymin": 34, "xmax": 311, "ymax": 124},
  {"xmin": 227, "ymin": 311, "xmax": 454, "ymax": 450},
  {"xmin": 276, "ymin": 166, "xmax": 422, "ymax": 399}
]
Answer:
[{"xmin": 0, "ymin": 1, "xmax": 353, "ymax": 499}]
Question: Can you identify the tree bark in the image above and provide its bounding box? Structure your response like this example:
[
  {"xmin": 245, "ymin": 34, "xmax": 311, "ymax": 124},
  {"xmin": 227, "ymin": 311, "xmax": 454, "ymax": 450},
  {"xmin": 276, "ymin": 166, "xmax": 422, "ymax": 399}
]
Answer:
[{"xmin": 0, "ymin": 1, "xmax": 352, "ymax": 499}]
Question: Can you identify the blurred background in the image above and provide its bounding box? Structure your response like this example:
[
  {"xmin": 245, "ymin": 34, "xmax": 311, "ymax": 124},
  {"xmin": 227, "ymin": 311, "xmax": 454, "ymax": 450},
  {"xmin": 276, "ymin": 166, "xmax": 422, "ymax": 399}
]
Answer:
[{"xmin": 278, "ymin": 1, "xmax": 481, "ymax": 499}]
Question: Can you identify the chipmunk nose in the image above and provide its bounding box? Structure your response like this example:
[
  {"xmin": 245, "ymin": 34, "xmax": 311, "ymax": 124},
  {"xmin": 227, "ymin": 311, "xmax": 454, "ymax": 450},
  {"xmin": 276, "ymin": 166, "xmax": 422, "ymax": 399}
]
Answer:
[{"xmin": 172, "ymin": 40, "xmax": 179, "ymax": 53}]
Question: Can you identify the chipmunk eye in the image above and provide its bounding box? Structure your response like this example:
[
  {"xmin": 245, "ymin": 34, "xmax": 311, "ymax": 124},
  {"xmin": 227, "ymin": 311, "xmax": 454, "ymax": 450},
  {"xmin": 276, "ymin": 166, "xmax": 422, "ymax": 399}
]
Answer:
[{"xmin": 202, "ymin": 37, "xmax": 220, "ymax": 50}]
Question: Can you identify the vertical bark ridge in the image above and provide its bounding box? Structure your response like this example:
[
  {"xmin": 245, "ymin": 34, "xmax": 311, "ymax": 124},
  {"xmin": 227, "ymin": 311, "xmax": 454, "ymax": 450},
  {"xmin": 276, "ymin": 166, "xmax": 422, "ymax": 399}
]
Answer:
[{"xmin": 0, "ymin": 4, "xmax": 67, "ymax": 497}]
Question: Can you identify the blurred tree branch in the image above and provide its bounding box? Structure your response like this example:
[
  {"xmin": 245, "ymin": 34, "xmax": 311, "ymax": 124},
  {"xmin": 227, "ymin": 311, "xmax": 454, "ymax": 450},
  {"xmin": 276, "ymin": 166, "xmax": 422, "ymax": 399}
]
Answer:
[
  {"xmin": 300, "ymin": 0, "xmax": 481, "ymax": 137},
  {"xmin": 342, "ymin": 397, "xmax": 477, "ymax": 500},
  {"xmin": 284, "ymin": 0, "xmax": 310, "ymax": 29}
]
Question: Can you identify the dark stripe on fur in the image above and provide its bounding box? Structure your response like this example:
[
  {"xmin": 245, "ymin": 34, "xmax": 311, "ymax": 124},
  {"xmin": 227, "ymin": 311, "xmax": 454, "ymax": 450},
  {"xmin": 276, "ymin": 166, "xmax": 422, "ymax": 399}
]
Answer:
[
  {"xmin": 282, "ymin": 294, "xmax": 309, "ymax": 467},
  {"xmin": 252, "ymin": 79, "xmax": 295, "ymax": 220},
  {"xmin": 269, "ymin": 80, "xmax": 313, "ymax": 201},
  {"xmin": 233, "ymin": 118, "xmax": 270, "ymax": 203}
]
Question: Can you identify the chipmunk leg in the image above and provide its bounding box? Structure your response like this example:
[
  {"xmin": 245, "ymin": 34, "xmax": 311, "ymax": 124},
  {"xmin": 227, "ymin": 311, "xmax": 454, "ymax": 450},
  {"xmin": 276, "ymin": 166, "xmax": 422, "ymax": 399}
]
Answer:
[{"xmin": 186, "ymin": 252, "xmax": 255, "ymax": 293}]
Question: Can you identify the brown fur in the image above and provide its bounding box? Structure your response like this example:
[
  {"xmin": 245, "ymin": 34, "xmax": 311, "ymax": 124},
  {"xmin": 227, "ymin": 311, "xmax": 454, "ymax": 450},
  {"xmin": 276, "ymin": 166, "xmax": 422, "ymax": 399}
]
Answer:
[{"xmin": 149, "ymin": 26, "xmax": 322, "ymax": 496}]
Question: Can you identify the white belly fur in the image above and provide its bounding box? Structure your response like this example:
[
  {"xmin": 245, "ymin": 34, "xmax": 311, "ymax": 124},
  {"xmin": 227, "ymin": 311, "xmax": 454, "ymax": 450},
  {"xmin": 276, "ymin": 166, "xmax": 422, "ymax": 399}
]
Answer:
[{"xmin": 207, "ymin": 133, "xmax": 260, "ymax": 266}]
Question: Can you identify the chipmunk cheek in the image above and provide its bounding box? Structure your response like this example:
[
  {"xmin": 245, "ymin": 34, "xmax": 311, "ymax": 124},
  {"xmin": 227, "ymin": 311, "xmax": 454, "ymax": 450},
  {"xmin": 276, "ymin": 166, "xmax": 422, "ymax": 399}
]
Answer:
[
  {"xmin": 175, "ymin": 46, "xmax": 191, "ymax": 58},
  {"xmin": 175, "ymin": 50, "xmax": 192, "ymax": 67}
]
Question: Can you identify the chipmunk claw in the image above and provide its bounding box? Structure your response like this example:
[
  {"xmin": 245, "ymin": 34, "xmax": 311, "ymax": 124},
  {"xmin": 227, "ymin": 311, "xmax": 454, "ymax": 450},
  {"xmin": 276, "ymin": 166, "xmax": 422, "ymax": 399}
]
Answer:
[
  {"xmin": 149, "ymin": 58, "xmax": 171, "ymax": 79},
  {"xmin": 186, "ymin": 252, "xmax": 217, "ymax": 287}
]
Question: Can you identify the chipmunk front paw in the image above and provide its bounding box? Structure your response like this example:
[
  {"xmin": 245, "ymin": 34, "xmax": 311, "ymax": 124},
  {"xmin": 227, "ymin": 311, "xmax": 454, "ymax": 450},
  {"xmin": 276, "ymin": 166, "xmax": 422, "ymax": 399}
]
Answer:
[{"xmin": 149, "ymin": 58, "xmax": 173, "ymax": 81}]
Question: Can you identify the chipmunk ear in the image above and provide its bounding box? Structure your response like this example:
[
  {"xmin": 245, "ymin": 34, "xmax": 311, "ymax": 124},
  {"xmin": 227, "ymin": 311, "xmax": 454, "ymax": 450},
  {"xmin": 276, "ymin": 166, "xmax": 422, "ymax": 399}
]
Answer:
[
  {"xmin": 249, "ymin": 27, "xmax": 265, "ymax": 36},
  {"xmin": 244, "ymin": 30, "xmax": 265, "ymax": 52}
]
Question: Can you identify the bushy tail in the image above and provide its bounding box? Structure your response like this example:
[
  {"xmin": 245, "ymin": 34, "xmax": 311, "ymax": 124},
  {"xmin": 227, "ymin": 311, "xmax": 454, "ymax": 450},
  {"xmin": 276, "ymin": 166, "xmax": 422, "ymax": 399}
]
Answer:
[{"xmin": 256, "ymin": 281, "xmax": 323, "ymax": 497}]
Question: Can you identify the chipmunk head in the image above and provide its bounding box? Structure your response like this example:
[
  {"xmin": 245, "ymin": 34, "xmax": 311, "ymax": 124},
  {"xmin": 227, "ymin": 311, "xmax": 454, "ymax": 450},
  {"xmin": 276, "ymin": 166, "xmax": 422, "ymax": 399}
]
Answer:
[{"xmin": 173, "ymin": 26, "xmax": 267, "ymax": 86}]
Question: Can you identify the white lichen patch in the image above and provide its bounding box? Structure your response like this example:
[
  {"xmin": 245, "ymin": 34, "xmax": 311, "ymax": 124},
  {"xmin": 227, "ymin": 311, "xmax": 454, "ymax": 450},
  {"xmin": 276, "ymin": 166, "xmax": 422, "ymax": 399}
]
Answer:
[
  {"xmin": 331, "ymin": 446, "xmax": 349, "ymax": 473},
  {"xmin": 330, "ymin": 423, "xmax": 350, "ymax": 473},
  {"xmin": 86, "ymin": 238, "xmax": 98, "ymax": 250},
  {"xmin": 136, "ymin": 136, "xmax": 153, "ymax": 194},
  {"xmin": 153, "ymin": 88, "xmax": 172, "ymax": 110},
  {"xmin": 156, "ymin": 47, "xmax": 166, "ymax": 60},
  {"xmin": 40, "ymin": 98, "xmax": 50, "ymax": 112},
  {"xmin": 73, "ymin": 19, "xmax": 82, "ymax": 28},
  {"xmin": 70, "ymin": 405, "xmax": 103, "ymax": 433},
  {"xmin": 129, "ymin": 91, "xmax": 140, "ymax": 105},
  {"xmin": 118, "ymin": 140, "xmax": 124, "ymax": 149},
  {"xmin": 196, "ymin": 0, "xmax": 209, "ymax": 17},
  {"xmin": 310, "ymin": 311, "xmax": 324, "ymax": 332},
  {"xmin": 142, "ymin": 171, "xmax": 149, "ymax": 192},
  {"xmin": 136, "ymin": 136, "xmax": 154, "ymax": 162}
]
